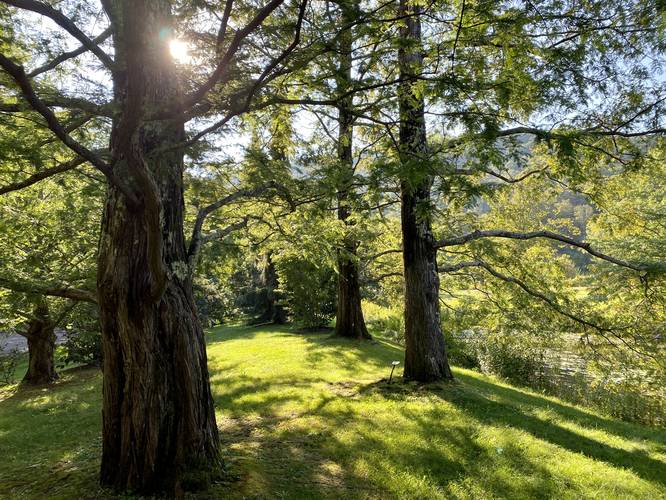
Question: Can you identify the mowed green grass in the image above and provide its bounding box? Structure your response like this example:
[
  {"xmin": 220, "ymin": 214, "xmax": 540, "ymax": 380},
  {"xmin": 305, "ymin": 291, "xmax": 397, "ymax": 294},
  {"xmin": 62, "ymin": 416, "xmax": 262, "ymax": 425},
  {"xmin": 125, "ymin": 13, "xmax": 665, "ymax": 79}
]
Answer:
[{"xmin": 0, "ymin": 325, "xmax": 665, "ymax": 499}]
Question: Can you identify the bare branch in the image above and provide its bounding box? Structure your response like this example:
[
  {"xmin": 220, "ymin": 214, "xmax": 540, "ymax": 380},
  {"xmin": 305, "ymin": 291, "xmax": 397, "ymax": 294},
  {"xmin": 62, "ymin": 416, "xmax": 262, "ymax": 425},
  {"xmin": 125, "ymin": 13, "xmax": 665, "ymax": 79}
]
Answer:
[
  {"xmin": 216, "ymin": 0, "xmax": 234, "ymax": 57},
  {"xmin": 453, "ymin": 166, "xmax": 547, "ymax": 183},
  {"xmin": 201, "ymin": 217, "xmax": 249, "ymax": 244},
  {"xmin": 362, "ymin": 271, "xmax": 403, "ymax": 284},
  {"xmin": 364, "ymin": 248, "xmax": 402, "ymax": 261}
]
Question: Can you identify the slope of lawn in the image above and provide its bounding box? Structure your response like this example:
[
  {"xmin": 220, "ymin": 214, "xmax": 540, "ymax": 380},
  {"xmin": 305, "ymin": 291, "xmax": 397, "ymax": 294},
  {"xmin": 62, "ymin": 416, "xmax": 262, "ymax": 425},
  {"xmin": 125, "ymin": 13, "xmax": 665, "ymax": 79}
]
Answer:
[{"xmin": 0, "ymin": 324, "xmax": 665, "ymax": 499}]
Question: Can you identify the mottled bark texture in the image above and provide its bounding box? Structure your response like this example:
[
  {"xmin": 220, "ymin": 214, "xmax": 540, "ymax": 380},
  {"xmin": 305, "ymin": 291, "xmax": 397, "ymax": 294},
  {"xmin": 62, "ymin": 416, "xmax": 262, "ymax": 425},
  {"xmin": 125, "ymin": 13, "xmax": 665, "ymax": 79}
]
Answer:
[
  {"xmin": 335, "ymin": 0, "xmax": 371, "ymax": 340},
  {"xmin": 397, "ymin": 0, "xmax": 453, "ymax": 381},
  {"xmin": 97, "ymin": 0, "xmax": 219, "ymax": 494},
  {"xmin": 22, "ymin": 300, "xmax": 58, "ymax": 385}
]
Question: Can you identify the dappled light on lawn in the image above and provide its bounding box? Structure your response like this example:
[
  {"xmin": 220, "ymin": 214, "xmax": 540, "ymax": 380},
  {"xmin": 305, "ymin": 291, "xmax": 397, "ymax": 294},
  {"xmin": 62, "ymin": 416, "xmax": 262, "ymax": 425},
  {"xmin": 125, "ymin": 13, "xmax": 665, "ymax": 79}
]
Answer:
[{"xmin": 1, "ymin": 327, "xmax": 665, "ymax": 498}]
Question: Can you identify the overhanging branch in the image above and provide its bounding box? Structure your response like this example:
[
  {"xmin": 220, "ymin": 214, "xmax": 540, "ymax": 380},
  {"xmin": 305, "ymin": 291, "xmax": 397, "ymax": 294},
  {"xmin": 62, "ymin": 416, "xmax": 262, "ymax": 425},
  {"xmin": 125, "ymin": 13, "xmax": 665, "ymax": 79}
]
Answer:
[
  {"xmin": 28, "ymin": 27, "xmax": 113, "ymax": 77},
  {"xmin": 439, "ymin": 260, "xmax": 650, "ymax": 356},
  {"xmin": 0, "ymin": 276, "xmax": 97, "ymax": 303},
  {"xmin": 187, "ymin": 181, "xmax": 294, "ymax": 272},
  {"xmin": 436, "ymin": 229, "xmax": 649, "ymax": 272},
  {"xmin": 0, "ymin": 156, "xmax": 87, "ymax": 195},
  {"xmin": 2, "ymin": 0, "xmax": 114, "ymax": 70},
  {"xmin": 0, "ymin": 53, "xmax": 137, "ymax": 204}
]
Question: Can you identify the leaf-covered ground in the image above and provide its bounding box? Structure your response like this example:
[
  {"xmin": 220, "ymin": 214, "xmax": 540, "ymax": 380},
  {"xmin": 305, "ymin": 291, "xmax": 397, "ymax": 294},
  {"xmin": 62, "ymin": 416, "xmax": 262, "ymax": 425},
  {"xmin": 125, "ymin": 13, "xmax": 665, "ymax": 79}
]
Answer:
[{"xmin": 1, "ymin": 325, "xmax": 665, "ymax": 499}]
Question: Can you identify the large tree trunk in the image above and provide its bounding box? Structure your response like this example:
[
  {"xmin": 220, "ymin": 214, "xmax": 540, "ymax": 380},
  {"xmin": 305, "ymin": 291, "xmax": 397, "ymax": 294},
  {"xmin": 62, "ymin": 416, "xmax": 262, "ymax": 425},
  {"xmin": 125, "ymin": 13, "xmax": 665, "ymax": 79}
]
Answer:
[
  {"xmin": 335, "ymin": 1, "xmax": 371, "ymax": 340},
  {"xmin": 22, "ymin": 300, "xmax": 57, "ymax": 385},
  {"xmin": 97, "ymin": 1, "xmax": 218, "ymax": 494},
  {"xmin": 398, "ymin": 0, "xmax": 452, "ymax": 381}
]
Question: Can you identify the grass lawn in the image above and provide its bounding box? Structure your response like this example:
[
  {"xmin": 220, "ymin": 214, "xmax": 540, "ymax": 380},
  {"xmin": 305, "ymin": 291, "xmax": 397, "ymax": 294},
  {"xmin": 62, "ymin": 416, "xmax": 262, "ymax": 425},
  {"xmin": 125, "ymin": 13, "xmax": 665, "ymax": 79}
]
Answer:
[{"xmin": 1, "ymin": 324, "xmax": 665, "ymax": 499}]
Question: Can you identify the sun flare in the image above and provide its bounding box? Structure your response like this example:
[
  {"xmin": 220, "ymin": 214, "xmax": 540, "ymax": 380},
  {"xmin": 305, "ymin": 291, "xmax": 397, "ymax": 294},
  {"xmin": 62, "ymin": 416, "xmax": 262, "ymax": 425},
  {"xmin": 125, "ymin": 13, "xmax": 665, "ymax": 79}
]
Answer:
[{"xmin": 169, "ymin": 39, "xmax": 190, "ymax": 64}]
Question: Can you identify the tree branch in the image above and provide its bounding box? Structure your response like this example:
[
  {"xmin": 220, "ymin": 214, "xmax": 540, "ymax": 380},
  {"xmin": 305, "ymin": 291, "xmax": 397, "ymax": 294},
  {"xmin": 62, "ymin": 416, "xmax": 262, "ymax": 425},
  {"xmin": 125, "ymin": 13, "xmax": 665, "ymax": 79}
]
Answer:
[
  {"xmin": 187, "ymin": 181, "xmax": 294, "ymax": 272},
  {"xmin": 216, "ymin": 0, "xmax": 234, "ymax": 57},
  {"xmin": 27, "ymin": 27, "xmax": 113, "ymax": 77},
  {"xmin": 0, "ymin": 95, "xmax": 113, "ymax": 117},
  {"xmin": 0, "ymin": 156, "xmax": 86, "ymax": 195},
  {"xmin": 201, "ymin": 217, "xmax": 249, "ymax": 244},
  {"xmin": 2, "ymin": 0, "xmax": 114, "ymax": 70},
  {"xmin": 183, "ymin": 0, "xmax": 287, "ymax": 109},
  {"xmin": 241, "ymin": 0, "xmax": 308, "ymax": 111},
  {"xmin": 0, "ymin": 53, "xmax": 137, "ymax": 205},
  {"xmin": 0, "ymin": 276, "xmax": 97, "ymax": 303},
  {"xmin": 436, "ymin": 229, "xmax": 649, "ymax": 272},
  {"xmin": 0, "ymin": 0, "xmax": 114, "ymax": 71},
  {"xmin": 439, "ymin": 260, "xmax": 649, "ymax": 355}
]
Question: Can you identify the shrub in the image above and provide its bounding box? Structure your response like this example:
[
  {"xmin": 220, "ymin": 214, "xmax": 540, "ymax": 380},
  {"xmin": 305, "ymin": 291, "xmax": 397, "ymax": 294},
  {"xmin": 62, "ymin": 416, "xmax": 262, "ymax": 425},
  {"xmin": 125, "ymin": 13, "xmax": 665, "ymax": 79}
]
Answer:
[
  {"xmin": 194, "ymin": 278, "xmax": 231, "ymax": 327},
  {"xmin": 60, "ymin": 303, "xmax": 102, "ymax": 366},
  {"xmin": 275, "ymin": 257, "xmax": 337, "ymax": 329},
  {"xmin": 0, "ymin": 348, "xmax": 20, "ymax": 385},
  {"xmin": 447, "ymin": 329, "xmax": 549, "ymax": 387},
  {"xmin": 363, "ymin": 301, "xmax": 404, "ymax": 344},
  {"xmin": 60, "ymin": 328, "xmax": 102, "ymax": 367}
]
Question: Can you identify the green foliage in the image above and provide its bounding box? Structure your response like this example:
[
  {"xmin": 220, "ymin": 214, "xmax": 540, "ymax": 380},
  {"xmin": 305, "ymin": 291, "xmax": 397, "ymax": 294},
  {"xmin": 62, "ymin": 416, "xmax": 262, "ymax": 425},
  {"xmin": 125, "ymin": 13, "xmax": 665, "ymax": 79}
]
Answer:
[
  {"xmin": 274, "ymin": 256, "xmax": 337, "ymax": 328},
  {"xmin": 363, "ymin": 300, "xmax": 404, "ymax": 344},
  {"xmin": 60, "ymin": 331, "xmax": 101, "ymax": 368},
  {"xmin": 0, "ymin": 345, "xmax": 19, "ymax": 386},
  {"xmin": 194, "ymin": 277, "xmax": 232, "ymax": 327},
  {"xmin": 447, "ymin": 330, "xmax": 549, "ymax": 386},
  {"xmin": 59, "ymin": 303, "xmax": 102, "ymax": 367}
]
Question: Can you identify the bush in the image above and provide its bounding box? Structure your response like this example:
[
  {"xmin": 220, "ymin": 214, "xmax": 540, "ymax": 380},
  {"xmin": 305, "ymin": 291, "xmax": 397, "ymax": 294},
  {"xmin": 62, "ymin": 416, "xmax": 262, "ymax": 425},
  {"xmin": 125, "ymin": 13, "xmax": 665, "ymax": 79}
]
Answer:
[
  {"xmin": 60, "ymin": 303, "xmax": 102, "ymax": 366},
  {"xmin": 60, "ymin": 329, "xmax": 102, "ymax": 367},
  {"xmin": 275, "ymin": 257, "xmax": 337, "ymax": 329},
  {"xmin": 0, "ymin": 348, "xmax": 20, "ymax": 385},
  {"xmin": 363, "ymin": 301, "xmax": 404, "ymax": 343},
  {"xmin": 194, "ymin": 278, "xmax": 231, "ymax": 327},
  {"xmin": 447, "ymin": 329, "xmax": 549, "ymax": 387}
]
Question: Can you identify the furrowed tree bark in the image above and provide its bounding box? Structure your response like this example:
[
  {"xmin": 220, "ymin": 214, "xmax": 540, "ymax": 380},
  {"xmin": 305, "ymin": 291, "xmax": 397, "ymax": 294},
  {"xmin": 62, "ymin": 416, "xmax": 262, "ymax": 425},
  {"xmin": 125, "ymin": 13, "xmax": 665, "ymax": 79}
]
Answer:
[
  {"xmin": 397, "ymin": 0, "xmax": 452, "ymax": 381},
  {"xmin": 97, "ymin": 1, "xmax": 218, "ymax": 494},
  {"xmin": 334, "ymin": 0, "xmax": 371, "ymax": 340},
  {"xmin": 21, "ymin": 299, "xmax": 57, "ymax": 385}
]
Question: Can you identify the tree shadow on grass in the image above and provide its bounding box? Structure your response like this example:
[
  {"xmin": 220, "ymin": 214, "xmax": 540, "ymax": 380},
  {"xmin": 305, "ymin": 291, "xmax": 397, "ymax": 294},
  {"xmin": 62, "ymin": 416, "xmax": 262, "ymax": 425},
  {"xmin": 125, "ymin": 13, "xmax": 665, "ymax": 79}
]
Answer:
[
  {"xmin": 361, "ymin": 376, "xmax": 666, "ymax": 488},
  {"xmin": 299, "ymin": 333, "xmax": 404, "ymax": 375},
  {"xmin": 209, "ymin": 381, "xmax": 571, "ymax": 499},
  {"xmin": 455, "ymin": 371, "xmax": 666, "ymax": 444},
  {"xmin": 208, "ymin": 355, "xmax": 578, "ymax": 498},
  {"xmin": 0, "ymin": 366, "xmax": 105, "ymax": 499}
]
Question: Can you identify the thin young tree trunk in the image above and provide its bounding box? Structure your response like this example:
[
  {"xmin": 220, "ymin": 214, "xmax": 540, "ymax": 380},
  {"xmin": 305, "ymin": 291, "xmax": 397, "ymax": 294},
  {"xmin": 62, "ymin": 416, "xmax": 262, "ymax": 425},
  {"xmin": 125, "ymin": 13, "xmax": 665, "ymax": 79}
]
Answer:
[
  {"xmin": 335, "ymin": 1, "xmax": 371, "ymax": 340},
  {"xmin": 397, "ymin": 0, "xmax": 453, "ymax": 381},
  {"xmin": 22, "ymin": 299, "xmax": 58, "ymax": 385},
  {"xmin": 258, "ymin": 252, "xmax": 286, "ymax": 324},
  {"xmin": 98, "ymin": 1, "xmax": 218, "ymax": 494}
]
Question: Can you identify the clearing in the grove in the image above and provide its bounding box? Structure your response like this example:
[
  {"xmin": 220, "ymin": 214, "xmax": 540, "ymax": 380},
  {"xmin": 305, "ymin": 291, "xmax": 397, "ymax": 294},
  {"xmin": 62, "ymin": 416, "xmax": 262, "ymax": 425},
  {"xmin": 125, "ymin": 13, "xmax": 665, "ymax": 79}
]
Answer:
[{"xmin": 1, "ymin": 325, "xmax": 664, "ymax": 499}]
